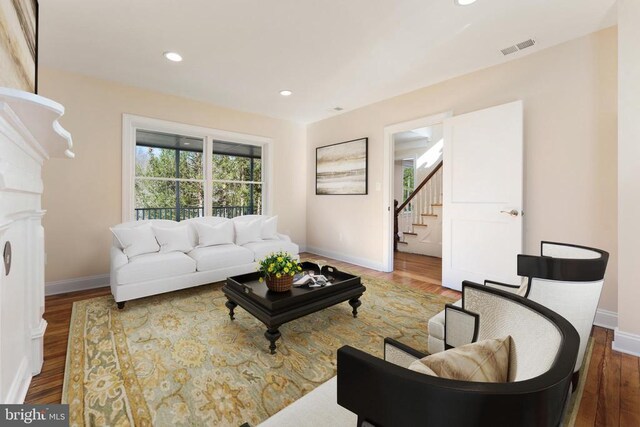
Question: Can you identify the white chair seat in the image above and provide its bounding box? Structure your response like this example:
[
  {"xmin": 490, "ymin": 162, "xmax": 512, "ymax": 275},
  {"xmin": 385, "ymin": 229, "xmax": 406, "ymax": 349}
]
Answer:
[
  {"xmin": 188, "ymin": 244, "xmax": 254, "ymax": 272},
  {"xmin": 115, "ymin": 252, "xmax": 196, "ymax": 285},
  {"xmin": 429, "ymin": 299, "xmax": 462, "ymax": 341},
  {"xmin": 258, "ymin": 377, "xmax": 355, "ymax": 427}
]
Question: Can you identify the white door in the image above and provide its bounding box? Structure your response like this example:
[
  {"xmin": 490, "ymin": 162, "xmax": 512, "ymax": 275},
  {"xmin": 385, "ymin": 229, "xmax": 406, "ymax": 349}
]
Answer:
[{"xmin": 442, "ymin": 101, "xmax": 523, "ymax": 290}]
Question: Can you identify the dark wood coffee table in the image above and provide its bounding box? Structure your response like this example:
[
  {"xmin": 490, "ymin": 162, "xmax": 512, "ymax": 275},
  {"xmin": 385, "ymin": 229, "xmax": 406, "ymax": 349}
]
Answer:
[{"xmin": 223, "ymin": 262, "xmax": 366, "ymax": 354}]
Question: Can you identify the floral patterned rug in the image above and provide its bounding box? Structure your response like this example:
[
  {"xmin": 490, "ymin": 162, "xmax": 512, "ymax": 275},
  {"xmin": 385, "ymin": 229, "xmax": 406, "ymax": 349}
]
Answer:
[{"xmin": 62, "ymin": 272, "xmax": 455, "ymax": 426}]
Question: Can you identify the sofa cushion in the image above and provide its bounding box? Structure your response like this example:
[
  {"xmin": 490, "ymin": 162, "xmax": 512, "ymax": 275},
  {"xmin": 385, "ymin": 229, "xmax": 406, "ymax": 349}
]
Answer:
[
  {"xmin": 261, "ymin": 216, "xmax": 278, "ymax": 239},
  {"xmin": 195, "ymin": 221, "xmax": 234, "ymax": 247},
  {"xmin": 115, "ymin": 252, "xmax": 196, "ymax": 285},
  {"xmin": 110, "ymin": 223, "xmax": 160, "ymax": 258},
  {"xmin": 152, "ymin": 224, "xmax": 193, "ymax": 253},
  {"xmin": 409, "ymin": 336, "xmax": 511, "ymax": 383},
  {"xmin": 243, "ymin": 240, "xmax": 299, "ymax": 261},
  {"xmin": 234, "ymin": 218, "xmax": 263, "ymax": 246},
  {"xmin": 428, "ymin": 299, "xmax": 462, "ymax": 341},
  {"xmin": 188, "ymin": 244, "xmax": 255, "ymax": 272}
]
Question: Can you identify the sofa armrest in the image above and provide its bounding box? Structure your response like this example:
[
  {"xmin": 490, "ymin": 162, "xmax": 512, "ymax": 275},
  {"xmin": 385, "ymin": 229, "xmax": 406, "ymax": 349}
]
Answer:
[
  {"xmin": 110, "ymin": 246, "xmax": 128, "ymax": 285},
  {"xmin": 383, "ymin": 338, "xmax": 426, "ymax": 368},
  {"xmin": 276, "ymin": 233, "xmax": 292, "ymax": 242}
]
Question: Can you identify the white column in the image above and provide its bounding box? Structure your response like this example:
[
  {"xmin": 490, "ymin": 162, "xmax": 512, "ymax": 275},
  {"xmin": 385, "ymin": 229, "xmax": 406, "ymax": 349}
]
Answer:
[{"xmin": 615, "ymin": 0, "xmax": 640, "ymax": 357}]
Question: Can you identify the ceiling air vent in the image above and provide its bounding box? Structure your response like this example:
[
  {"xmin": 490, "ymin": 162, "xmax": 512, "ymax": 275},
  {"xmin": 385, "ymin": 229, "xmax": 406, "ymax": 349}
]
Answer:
[
  {"xmin": 500, "ymin": 46, "xmax": 518, "ymax": 56},
  {"xmin": 501, "ymin": 38, "xmax": 536, "ymax": 56},
  {"xmin": 516, "ymin": 39, "xmax": 536, "ymax": 50}
]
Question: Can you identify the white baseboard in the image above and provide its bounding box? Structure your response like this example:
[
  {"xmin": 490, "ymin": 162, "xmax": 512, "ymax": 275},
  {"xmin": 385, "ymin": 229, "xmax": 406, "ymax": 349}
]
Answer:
[
  {"xmin": 4, "ymin": 357, "xmax": 31, "ymax": 404},
  {"xmin": 305, "ymin": 246, "xmax": 385, "ymax": 271},
  {"xmin": 593, "ymin": 308, "xmax": 618, "ymax": 330},
  {"xmin": 613, "ymin": 328, "xmax": 640, "ymax": 357},
  {"xmin": 45, "ymin": 273, "xmax": 110, "ymax": 296}
]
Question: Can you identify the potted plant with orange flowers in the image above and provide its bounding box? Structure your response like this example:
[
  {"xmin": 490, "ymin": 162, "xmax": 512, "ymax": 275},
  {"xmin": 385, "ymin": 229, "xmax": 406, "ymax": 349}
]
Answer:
[{"xmin": 258, "ymin": 251, "xmax": 303, "ymax": 292}]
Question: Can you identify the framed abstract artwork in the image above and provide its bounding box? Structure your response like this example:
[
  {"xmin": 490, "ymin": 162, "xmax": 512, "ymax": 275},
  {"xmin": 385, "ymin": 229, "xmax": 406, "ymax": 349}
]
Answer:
[
  {"xmin": 0, "ymin": 0, "xmax": 38, "ymax": 93},
  {"xmin": 316, "ymin": 138, "xmax": 368, "ymax": 195}
]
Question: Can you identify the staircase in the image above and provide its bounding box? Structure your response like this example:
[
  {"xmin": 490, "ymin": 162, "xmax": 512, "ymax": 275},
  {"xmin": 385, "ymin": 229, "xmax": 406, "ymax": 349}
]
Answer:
[{"xmin": 395, "ymin": 161, "xmax": 443, "ymax": 258}]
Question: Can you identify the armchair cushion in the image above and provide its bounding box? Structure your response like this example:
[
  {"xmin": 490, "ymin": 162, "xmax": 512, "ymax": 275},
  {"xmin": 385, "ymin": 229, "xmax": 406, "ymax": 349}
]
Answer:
[{"xmin": 409, "ymin": 336, "xmax": 511, "ymax": 382}]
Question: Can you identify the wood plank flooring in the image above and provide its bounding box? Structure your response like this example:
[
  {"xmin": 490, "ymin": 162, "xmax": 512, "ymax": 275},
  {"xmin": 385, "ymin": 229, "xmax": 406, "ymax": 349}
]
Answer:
[{"xmin": 25, "ymin": 252, "xmax": 640, "ymax": 426}]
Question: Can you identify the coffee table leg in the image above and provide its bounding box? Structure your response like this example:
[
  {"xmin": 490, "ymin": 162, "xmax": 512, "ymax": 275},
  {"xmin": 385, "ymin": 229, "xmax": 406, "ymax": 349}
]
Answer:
[
  {"xmin": 264, "ymin": 327, "xmax": 281, "ymax": 355},
  {"xmin": 225, "ymin": 300, "xmax": 238, "ymax": 320},
  {"xmin": 349, "ymin": 297, "xmax": 362, "ymax": 318}
]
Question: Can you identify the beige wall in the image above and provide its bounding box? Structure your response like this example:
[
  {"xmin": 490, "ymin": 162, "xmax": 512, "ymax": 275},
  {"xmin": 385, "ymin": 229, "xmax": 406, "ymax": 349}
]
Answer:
[
  {"xmin": 617, "ymin": 1, "xmax": 640, "ymax": 337},
  {"xmin": 307, "ymin": 27, "xmax": 618, "ymax": 312},
  {"xmin": 39, "ymin": 68, "xmax": 307, "ymax": 283}
]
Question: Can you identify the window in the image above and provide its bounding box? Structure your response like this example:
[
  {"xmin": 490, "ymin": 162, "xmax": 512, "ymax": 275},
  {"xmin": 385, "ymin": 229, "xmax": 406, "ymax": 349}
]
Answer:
[
  {"xmin": 211, "ymin": 141, "xmax": 263, "ymax": 217},
  {"xmin": 123, "ymin": 115, "xmax": 270, "ymax": 222},
  {"xmin": 135, "ymin": 130, "xmax": 205, "ymax": 221},
  {"xmin": 402, "ymin": 159, "xmax": 415, "ymax": 212}
]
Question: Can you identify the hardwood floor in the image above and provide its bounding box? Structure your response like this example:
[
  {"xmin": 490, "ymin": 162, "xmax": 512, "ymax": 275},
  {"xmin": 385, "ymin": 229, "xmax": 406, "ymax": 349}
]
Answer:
[{"xmin": 26, "ymin": 252, "xmax": 640, "ymax": 427}]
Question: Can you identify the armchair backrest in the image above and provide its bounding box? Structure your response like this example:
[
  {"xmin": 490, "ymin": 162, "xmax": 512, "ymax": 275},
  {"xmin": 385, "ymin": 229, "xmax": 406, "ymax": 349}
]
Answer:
[
  {"xmin": 461, "ymin": 282, "xmax": 562, "ymax": 382},
  {"xmin": 518, "ymin": 241, "xmax": 609, "ymax": 372}
]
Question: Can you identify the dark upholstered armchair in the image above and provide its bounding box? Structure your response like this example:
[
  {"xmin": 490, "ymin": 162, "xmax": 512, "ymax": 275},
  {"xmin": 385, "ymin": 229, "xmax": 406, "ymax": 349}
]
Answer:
[{"xmin": 336, "ymin": 282, "xmax": 580, "ymax": 427}]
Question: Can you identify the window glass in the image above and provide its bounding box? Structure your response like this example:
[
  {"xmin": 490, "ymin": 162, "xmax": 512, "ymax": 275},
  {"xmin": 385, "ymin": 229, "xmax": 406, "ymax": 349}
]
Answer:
[
  {"xmin": 134, "ymin": 130, "xmax": 204, "ymax": 221},
  {"xmin": 212, "ymin": 183, "xmax": 262, "ymax": 218}
]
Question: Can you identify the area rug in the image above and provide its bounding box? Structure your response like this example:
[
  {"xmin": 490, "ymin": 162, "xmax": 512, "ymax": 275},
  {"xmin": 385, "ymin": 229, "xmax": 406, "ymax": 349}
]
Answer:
[{"xmin": 62, "ymin": 273, "xmax": 455, "ymax": 426}]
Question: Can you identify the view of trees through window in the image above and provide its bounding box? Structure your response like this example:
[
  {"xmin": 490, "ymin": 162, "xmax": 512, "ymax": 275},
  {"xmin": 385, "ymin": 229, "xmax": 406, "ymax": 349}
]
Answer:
[
  {"xmin": 134, "ymin": 130, "xmax": 263, "ymax": 221},
  {"xmin": 402, "ymin": 163, "xmax": 415, "ymax": 212}
]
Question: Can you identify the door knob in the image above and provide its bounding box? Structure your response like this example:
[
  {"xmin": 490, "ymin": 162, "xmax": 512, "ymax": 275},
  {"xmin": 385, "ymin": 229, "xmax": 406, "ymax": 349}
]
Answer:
[{"xmin": 500, "ymin": 209, "xmax": 519, "ymax": 217}]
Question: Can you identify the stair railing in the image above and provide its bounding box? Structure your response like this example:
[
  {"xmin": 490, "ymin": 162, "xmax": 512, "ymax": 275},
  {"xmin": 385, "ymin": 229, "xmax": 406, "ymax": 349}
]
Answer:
[{"xmin": 394, "ymin": 160, "xmax": 443, "ymax": 248}]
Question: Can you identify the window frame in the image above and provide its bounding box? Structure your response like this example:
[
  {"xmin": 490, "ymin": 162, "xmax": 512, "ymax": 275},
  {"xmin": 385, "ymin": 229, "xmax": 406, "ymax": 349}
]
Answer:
[{"xmin": 122, "ymin": 114, "xmax": 272, "ymax": 222}]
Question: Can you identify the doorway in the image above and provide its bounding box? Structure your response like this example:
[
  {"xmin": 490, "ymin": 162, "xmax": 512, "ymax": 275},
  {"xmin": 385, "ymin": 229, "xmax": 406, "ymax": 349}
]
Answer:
[
  {"xmin": 382, "ymin": 112, "xmax": 451, "ymax": 272},
  {"xmin": 394, "ymin": 124, "xmax": 444, "ymax": 258}
]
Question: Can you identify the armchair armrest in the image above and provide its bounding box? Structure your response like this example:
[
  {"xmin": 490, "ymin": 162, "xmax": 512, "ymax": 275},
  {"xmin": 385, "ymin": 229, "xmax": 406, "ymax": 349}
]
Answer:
[
  {"xmin": 337, "ymin": 346, "xmax": 530, "ymax": 427},
  {"xmin": 383, "ymin": 338, "xmax": 426, "ymax": 368},
  {"xmin": 444, "ymin": 304, "xmax": 478, "ymax": 349},
  {"xmin": 484, "ymin": 279, "xmax": 521, "ymax": 294}
]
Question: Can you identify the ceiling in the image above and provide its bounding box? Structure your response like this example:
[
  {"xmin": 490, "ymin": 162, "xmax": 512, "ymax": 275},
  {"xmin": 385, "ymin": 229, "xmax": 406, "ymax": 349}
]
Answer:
[{"xmin": 38, "ymin": 0, "xmax": 616, "ymax": 124}]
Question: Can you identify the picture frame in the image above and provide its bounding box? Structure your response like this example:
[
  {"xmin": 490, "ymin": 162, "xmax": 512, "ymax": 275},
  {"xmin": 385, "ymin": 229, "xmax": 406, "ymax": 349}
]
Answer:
[
  {"xmin": 316, "ymin": 137, "xmax": 368, "ymax": 195},
  {"xmin": 0, "ymin": 0, "xmax": 39, "ymax": 93}
]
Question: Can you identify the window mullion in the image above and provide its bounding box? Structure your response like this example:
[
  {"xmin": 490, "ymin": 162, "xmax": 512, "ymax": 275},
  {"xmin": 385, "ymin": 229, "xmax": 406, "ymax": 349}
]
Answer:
[{"xmin": 204, "ymin": 137, "xmax": 213, "ymax": 216}]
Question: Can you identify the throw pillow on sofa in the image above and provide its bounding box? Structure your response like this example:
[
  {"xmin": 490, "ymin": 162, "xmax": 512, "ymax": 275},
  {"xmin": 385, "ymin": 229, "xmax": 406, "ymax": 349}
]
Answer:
[
  {"xmin": 153, "ymin": 225, "xmax": 193, "ymax": 253},
  {"xmin": 235, "ymin": 218, "xmax": 263, "ymax": 246},
  {"xmin": 110, "ymin": 223, "xmax": 160, "ymax": 258},
  {"xmin": 408, "ymin": 336, "xmax": 511, "ymax": 382},
  {"xmin": 195, "ymin": 221, "xmax": 234, "ymax": 247},
  {"xmin": 261, "ymin": 215, "xmax": 279, "ymax": 240}
]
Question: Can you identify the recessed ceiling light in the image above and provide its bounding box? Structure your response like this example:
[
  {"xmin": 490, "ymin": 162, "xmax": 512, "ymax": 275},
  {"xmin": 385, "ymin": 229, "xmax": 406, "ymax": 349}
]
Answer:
[
  {"xmin": 163, "ymin": 51, "xmax": 183, "ymax": 62},
  {"xmin": 455, "ymin": 0, "xmax": 477, "ymax": 5},
  {"xmin": 279, "ymin": 90, "xmax": 292, "ymax": 96}
]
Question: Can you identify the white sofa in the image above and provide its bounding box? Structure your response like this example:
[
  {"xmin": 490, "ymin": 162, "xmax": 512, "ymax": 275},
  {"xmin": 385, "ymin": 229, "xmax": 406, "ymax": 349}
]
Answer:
[{"xmin": 110, "ymin": 215, "xmax": 299, "ymax": 307}]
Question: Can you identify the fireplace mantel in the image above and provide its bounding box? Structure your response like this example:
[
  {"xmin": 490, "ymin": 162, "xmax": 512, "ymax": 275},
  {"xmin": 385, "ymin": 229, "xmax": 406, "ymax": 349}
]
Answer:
[{"xmin": 0, "ymin": 88, "xmax": 73, "ymax": 403}]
